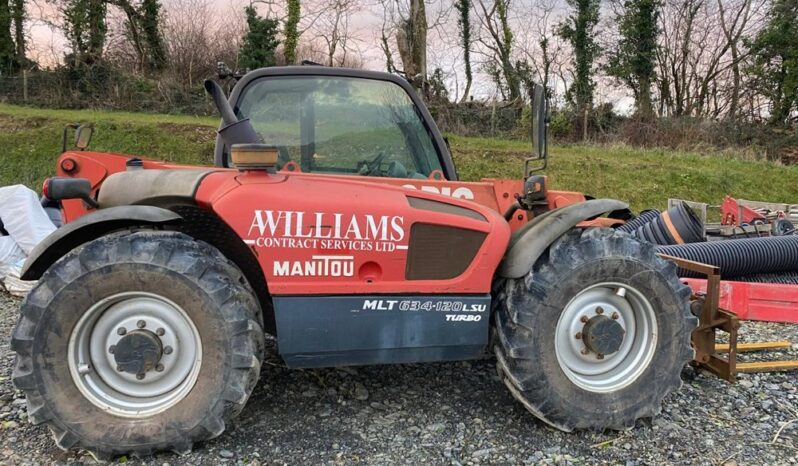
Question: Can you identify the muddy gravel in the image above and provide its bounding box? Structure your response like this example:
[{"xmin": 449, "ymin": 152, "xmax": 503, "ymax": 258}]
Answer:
[{"xmin": 1, "ymin": 291, "xmax": 797, "ymax": 465}]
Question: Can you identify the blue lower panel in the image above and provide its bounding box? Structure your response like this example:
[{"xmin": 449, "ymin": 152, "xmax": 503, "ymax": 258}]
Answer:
[{"xmin": 273, "ymin": 295, "xmax": 491, "ymax": 368}]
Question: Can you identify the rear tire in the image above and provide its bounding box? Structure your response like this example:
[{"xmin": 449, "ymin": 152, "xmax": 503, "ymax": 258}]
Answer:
[
  {"xmin": 11, "ymin": 231, "xmax": 265, "ymax": 459},
  {"xmin": 494, "ymin": 228, "xmax": 696, "ymax": 431}
]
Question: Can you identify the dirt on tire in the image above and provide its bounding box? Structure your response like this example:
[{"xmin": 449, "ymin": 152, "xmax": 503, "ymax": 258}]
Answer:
[
  {"xmin": 10, "ymin": 231, "xmax": 264, "ymax": 459},
  {"xmin": 495, "ymin": 228, "xmax": 698, "ymax": 431}
]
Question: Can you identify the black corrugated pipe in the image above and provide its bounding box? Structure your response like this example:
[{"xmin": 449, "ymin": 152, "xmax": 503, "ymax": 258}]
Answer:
[
  {"xmin": 617, "ymin": 209, "xmax": 661, "ymax": 233},
  {"xmin": 656, "ymin": 236, "xmax": 798, "ymax": 278},
  {"xmin": 631, "ymin": 202, "xmax": 704, "ymax": 245},
  {"xmin": 729, "ymin": 272, "xmax": 798, "ymax": 285}
]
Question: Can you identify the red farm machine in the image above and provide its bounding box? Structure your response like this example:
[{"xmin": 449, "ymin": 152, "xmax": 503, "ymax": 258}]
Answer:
[{"xmin": 10, "ymin": 66, "xmax": 798, "ymax": 459}]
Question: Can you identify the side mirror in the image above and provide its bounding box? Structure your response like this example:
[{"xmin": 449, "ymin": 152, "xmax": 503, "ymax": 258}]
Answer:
[
  {"xmin": 524, "ymin": 84, "xmax": 549, "ymax": 176},
  {"xmin": 62, "ymin": 123, "xmax": 94, "ymax": 152},
  {"xmin": 74, "ymin": 125, "xmax": 94, "ymax": 150}
]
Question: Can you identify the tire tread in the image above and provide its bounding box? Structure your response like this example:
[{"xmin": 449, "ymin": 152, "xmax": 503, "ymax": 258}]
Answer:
[
  {"xmin": 11, "ymin": 231, "xmax": 265, "ymax": 458},
  {"xmin": 495, "ymin": 228, "xmax": 697, "ymax": 431}
]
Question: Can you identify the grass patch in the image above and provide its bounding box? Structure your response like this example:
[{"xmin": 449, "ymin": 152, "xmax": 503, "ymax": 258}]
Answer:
[
  {"xmin": 450, "ymin": 136, "xmax": 798, "ymax": 211},
  {"xmin": 1, "ymin": 104, "xmax": 796, "ymax": 212}
]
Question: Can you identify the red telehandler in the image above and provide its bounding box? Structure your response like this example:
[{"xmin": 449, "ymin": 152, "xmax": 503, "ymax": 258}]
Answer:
[{"xmin": 12, "ymin": 67, "xmax": 696, "ymax": 459}]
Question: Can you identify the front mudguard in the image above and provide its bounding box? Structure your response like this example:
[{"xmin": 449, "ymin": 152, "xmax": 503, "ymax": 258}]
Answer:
[
  {"xmin": 497, "ymin": 199, "xmax": 628, "ymax": 278},
  {"xmin": 21, "ymin": 206, "xmax": 182, "ymax": 280}
]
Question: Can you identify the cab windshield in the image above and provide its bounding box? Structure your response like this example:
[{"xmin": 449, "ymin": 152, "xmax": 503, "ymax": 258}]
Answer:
[{"xmin": 234, "ymin": 76, "xmax": 443, "ymax": 178}]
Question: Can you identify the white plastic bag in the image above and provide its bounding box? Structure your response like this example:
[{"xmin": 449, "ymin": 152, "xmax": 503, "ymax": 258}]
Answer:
[
  {"xmin": 0, "ymin": 235, "xmax": 25, "ymax": 273},
  {"xmin": 0, "ymin": 184, "xmax": 56, "ymax": 255},
  {"xmin": 0, "ymin": 235, "xmax": 28, "ymax": 296}
]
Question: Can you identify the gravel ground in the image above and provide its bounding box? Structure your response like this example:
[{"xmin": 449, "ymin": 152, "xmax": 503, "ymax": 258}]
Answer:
[{"xmin": 1, "ymin": 292, "xmax": 797, "ymax": 466}]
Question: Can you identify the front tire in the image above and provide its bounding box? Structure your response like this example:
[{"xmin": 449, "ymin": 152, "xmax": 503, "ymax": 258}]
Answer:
[
  {"xmin": 11, "ymin": 231, "xmax": 264, "ymax": 459},
  {"xmin": 494, "ymin": 228, "xmax": 696, "ymax": 431}
]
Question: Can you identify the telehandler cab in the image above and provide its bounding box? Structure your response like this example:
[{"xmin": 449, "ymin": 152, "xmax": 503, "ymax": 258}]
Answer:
[{"xmin": 11, "ymin": 66, "xmax": 696, "ymax": 459}]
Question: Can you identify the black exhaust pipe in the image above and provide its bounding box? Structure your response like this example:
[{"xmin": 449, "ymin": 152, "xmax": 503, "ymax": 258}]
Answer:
[
  {"xmin": 656, "ymin": 235, "xmax": 798, "ymax": 278},
  {"xmin": 204, "ymin": 80, "xmax": 238, "ymax": 125},
  {"xmin": 204, "ymin": 80, "xmax": 260, "ymax": 149}
]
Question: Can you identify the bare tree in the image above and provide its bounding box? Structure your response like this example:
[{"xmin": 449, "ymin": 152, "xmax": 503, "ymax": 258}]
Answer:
[
  {"xmin": 395, "ymin": 0, "xmax": 427, "ymax": 85},
  {"xmin": 717, "ymin": 0, "xmax": 756, "ymax": 119},
  {"xmin": 654, "ymin": 0, "xmax": 764, "ymax": 118},
  {"xmin": 514, "ymin": 0, "xmax": 567, "ymax": 102},
  {"xmin": 473, "ymin": 0, "xmax": 520, "ymax": 100},
  {"xmin": 310, "ymin": 0, "xmax": 360, "ymax": 66},
  {"xmin": 157, "ymin": 0, "xmax": 243, "ymax": 85}
]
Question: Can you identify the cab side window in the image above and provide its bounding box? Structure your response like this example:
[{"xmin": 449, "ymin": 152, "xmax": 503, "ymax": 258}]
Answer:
[{"xmin": 234, "ymin": 76, "xmax": 443, "ymax": 178}]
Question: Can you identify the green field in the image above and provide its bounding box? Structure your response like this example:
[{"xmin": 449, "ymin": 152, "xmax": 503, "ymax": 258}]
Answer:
[{"xmin": 1, "ymin": 103, "xmax": 796, "ymax": 212}]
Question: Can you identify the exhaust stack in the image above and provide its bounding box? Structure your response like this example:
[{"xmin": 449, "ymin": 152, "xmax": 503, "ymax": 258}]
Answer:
[{"xmin": 204, "ymin": 80, "xmax": 260, "ymax": 153}]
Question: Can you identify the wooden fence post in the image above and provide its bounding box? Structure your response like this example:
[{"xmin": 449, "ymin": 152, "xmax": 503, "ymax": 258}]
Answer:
[
  {"xmin": 22, "ymin": 69, "xmax": 28, "ymax": 104},
  {"xmin": 583, "ymin": 108, "xmax": 589, "ymax": 141}
]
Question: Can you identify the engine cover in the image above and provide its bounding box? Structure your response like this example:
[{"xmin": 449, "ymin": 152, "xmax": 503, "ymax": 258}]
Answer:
[{"xmin": 274, "ymin": 294, "xmax": 491, "ymax": 367}]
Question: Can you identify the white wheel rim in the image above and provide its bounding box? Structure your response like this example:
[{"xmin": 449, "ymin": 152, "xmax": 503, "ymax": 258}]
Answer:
[
  {"xmin": 68, "ymin": 292, "xmax": 203, "ymax": 418},
  {"xmin": 554, "ymin": 282, "xmax": 658, "ymax": 393}
]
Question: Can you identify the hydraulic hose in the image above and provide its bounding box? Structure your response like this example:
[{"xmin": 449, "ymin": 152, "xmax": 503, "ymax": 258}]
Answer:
[
  {"xmin": 631, "ymin": 202, "xmax": 704, "ymax": 245},
  {"xmin": 656, "ymin": 235, "xmax": 798, "ymax": 278},
  {"xmin": 617, "ymin": 209, "xmax": 661, "ymax": 233}
]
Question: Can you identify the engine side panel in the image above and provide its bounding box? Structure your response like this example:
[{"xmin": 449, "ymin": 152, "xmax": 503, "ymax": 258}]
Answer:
[
  {"xmin": 274, "ymin": 294, "xmax": 490, "ymax": 368},
  {"xmin": 197, "ymin": 171, "xmax": 511, "ymax": 296},
  {"xmin": 54, "ymin": 151, "xmax": 218, "ymax": 222}
]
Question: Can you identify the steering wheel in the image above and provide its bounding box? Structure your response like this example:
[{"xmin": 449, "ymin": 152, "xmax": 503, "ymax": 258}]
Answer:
[{"xmin": 358, "ymin": 152, "xmax": 386, "ymax": 176}]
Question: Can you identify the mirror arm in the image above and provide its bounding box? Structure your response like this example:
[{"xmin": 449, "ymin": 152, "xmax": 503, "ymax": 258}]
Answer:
[{"xmin": 62, "ymin": 123, "xmax": 79, "ymax": 153}]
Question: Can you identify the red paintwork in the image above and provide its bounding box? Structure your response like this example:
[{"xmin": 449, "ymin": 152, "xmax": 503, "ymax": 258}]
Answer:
[
  {"xmin": 55, "ymin": 151, "xmax": 211, "ymax": 223},
  {"xmin": 55, "ymin": 151, "xmax": 590, "ymax": 233},
  {"xmin": 721, "ymin": 195, "xmax": 767, "ymax": 226},
  {"xmin": 684, "ymin": 278, "xmax": 798, "ymax": 324},
  {"xmin": 57, "ymin": 152, "xmax": 519, "ymax": 295},
  {"xmin": 197, "ymin": 170, "xmax": 510, "ymax": 295},
  {"xmin": 50, "ymin": 151, "xmax": 798, "ymax": 315}
]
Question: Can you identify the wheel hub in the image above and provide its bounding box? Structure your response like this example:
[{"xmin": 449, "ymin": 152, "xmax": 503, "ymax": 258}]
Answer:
[
  {"xmin": 113, "ymin": 330, "xmax": 163, "ymax": 377},
  {"xmin": 582, "ymin": 315, "xmax": 625, "ymax": 355},
  {"xmin": 554, "ymin": 283, "xmax": 658, "ymax": 393},
  {"xmin": 68, "ymin": 292, "xmax": 202, "ymax": 418}
]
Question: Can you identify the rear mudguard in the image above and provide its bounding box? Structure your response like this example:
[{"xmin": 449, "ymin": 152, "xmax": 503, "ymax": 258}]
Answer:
[
  {"xmin": 498, "ymin": 199, "xmax": 628, "ymax": 278},
  {"xmin": 21, "ymin": 206, "xmax": 182, "ymax": 280}
]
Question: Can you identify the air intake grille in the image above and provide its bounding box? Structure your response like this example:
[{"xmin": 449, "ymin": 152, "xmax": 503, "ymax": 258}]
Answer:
[{"xmin": 405, "ymin": 223, "xmax": 486, "ymax": 280}]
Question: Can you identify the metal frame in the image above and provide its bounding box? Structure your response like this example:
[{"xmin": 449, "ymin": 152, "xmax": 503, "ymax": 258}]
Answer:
[
  {"xmin": 660, "ymin": 255, "xmax": 798, "ymax": 380},
  {"xmin": 213, "ymin": 66, "xmax": 459, "ymax": 181},
  {"xmin": 658, "ymin": 254, "xmax": 740, "ymax": 382},
  {"xmin": 683, "ymin": 278, "xmax": 798, "ymax": 324}
]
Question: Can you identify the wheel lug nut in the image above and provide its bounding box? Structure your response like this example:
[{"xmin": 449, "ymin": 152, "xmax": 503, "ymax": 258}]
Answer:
[
  {"xmin": 575, "ymin": 332, "xmax": 582, "ymax": 340},
  {"xmin": 108, "ymin": 345, "xmax": 116, "ymax": 354},
  {"xmin": 156, "ymin": 364, "xmax": 164, "ymax": 372},
  {"xmin": 116, "ymin": 327, "xmax": 126, "ymax": 336},
  {"xmin": 580, "ymin": 315, "xmax": 589, "ymax": 323},
  {"xmin": 611, "ymin": 312, "xmax": 619, "ymax": 320},
  {"xmin": 137, "ymin": 320, "xmax": 146, "ymax": 329},
  {"xmin": 156, "ymin": 328, "xmax": 165, "ymax": 336},
  {"xmin": 164, "ymin": 346, "xmax": 173, "ymax": 355},
  {"xmin": 116, "ymin": 365, "xmax": 124, "ymax": 372},
  {"xmin": 596, "ymin": 306, "xmax": 604, "ymax": 315},
  {"xmin": 580, "ymin": 348, "xmax": 589, "ymax": 355},
  {"xmin": 136, "ymin": 373, "xmax": 145, "ymax": 380},
  {"xmin": 597, "ymin": 353, "xmax": 605, "ymax": 360}
]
